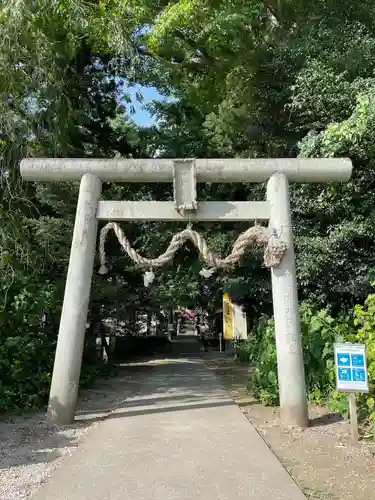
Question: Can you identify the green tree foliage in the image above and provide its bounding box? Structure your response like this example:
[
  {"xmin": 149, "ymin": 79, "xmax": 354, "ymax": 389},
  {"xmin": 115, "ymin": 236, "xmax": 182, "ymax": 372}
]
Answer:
[
  {"xmin": 0, "ymin": 1, "xmax": 150, "ymax": 412},
  {"xmin": 2, "ymin": 0, "xmax": 375, "ymax": 418},
  {"xmin": 121, "ymin": 0, "xmax": 375, "ymax": 313}
]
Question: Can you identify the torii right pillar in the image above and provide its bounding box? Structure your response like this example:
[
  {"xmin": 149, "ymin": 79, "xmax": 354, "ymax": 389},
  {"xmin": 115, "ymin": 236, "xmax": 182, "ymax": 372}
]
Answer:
[{"xmin": 267, "ymin": 172, "xmax": 309, "ymax": 427}]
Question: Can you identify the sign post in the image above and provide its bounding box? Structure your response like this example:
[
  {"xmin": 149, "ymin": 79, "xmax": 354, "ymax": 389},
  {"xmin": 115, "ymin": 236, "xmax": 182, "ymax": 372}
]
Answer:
[{"xmin": 334, "ymin": 343, "xmax": 369, "ymax": 442}]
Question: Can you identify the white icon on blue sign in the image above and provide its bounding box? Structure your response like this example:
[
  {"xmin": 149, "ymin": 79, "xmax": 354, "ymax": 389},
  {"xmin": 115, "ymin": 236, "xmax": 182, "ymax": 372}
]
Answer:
[
  {"xmin": 352, "ymin": 368, "xmax": 366, "ymax": 382},
  {"xmin": 337, "ymin": 353, "xmax": 350, "ymax": 367},
  {"xmin": 351, "ymin": 354, "xmax": 365, "ymax": 367},
  {"xmin": 338, "ymin": 367, "xmax": 351, "ymax": 381}
]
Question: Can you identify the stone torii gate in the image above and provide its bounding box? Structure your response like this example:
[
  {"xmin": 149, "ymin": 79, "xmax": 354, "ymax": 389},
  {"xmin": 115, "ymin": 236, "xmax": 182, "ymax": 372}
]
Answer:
[{"xmin": 20, "ymin": 157, "xmax": 352, "ymax": 427}]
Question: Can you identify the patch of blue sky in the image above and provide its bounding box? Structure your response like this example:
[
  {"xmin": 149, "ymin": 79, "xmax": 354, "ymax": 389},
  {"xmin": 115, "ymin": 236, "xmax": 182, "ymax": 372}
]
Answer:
[{"xmin": 120, "ymin": 81, "xmax": 170, "ymax": 126}]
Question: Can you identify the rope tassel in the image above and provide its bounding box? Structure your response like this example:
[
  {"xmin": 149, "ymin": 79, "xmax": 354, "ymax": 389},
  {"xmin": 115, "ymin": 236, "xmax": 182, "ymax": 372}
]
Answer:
[{"xmin": 98, "ymin": 222, "xmax": 287, "ymax": 281}]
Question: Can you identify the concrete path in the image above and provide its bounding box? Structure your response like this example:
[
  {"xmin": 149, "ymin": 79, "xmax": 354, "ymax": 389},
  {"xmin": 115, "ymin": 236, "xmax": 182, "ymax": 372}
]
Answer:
[{"xmin": 31, "ymin": 357, "xmax": 306, "ymax": 500}]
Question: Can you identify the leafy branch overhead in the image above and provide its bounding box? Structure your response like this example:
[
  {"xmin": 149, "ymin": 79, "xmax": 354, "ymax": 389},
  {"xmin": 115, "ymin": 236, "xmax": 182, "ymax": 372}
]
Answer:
[{"xmin": 2, "ymin": 0, "xmax": 375, "ymax": 418}]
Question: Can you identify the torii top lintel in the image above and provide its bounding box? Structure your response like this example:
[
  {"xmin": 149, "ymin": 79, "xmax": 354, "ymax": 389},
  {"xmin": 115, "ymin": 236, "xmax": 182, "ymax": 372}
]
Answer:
[{"xmin": 20, "ymin": 157, "xmax": 352, "ymax": 183}]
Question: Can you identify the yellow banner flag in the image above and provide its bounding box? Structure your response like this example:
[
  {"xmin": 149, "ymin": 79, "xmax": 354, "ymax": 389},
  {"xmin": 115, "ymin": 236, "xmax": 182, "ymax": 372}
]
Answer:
[{"xmin": 223, "ymin": 293, "xmax": 233, "ymax": 340}]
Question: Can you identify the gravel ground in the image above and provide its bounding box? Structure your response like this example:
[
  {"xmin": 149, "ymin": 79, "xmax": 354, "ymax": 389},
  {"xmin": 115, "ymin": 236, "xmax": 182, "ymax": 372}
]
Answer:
[
  {"xmin": 204, "ymin": 353, "xmax": 375, "ymax": 500},
  {"xmin": 0, "ymin": 365, "xmax": 142, "ymax": 500},
  {"xmin": 0, "ymin": 416, "xmax": 92, "ymax": 500}
]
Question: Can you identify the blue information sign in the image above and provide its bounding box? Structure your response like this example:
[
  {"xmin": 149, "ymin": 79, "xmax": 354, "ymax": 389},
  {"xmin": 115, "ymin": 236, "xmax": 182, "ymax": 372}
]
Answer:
[{"xmin": 334, "ymin": 343, "xmax": 368, "ymax": 393}]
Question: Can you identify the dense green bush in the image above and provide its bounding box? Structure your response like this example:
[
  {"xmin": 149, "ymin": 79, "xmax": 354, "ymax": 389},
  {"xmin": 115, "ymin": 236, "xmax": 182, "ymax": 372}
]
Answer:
[
  {"xmin": 0, "ymin": 334, "xmax": 54, "ymax": 411},
  {"xmin": 0, "ymin": 277, "xmax": 116, "ymax": 413},
  {"xmin": 234, "ymin": 296, "xmax": 375, "ymax": 432},
  {"xmin": 0, "ymin": 330, "xmax": 116, "ymax": 413},
  {"xmin": 0, "ymin": 333, "xmax": 117, "ymax": 414},
  {"xmin": 352, "ymin": 291, "xmax": 375, "ymax": 429}
]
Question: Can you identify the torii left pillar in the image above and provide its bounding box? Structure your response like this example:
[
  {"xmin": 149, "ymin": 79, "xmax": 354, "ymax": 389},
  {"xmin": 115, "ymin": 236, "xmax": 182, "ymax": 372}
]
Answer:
[{"xmin": 46, "ymin": 174, "xmax": 102, "ymax": 423}]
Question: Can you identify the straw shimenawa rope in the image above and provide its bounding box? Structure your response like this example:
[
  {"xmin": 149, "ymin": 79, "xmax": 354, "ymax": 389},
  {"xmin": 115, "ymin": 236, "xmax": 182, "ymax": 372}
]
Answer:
[{"xmin": 98, "ymin": 222, "xmax": 287, "ymax": 276}]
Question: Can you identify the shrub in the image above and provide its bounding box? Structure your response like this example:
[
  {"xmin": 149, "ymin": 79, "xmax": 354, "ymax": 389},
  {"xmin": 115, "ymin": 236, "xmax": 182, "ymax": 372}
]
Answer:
[
  {"xmin": 235, "ymin": 297, "xmax": 375, "ymax": 433},
  {"xmin": 0, "ymin": 280, "xmax": 116, "ymax": 413},
  {"xmin": 352, "ymin": 289, "xmax": 375, "ymax": 432}
]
